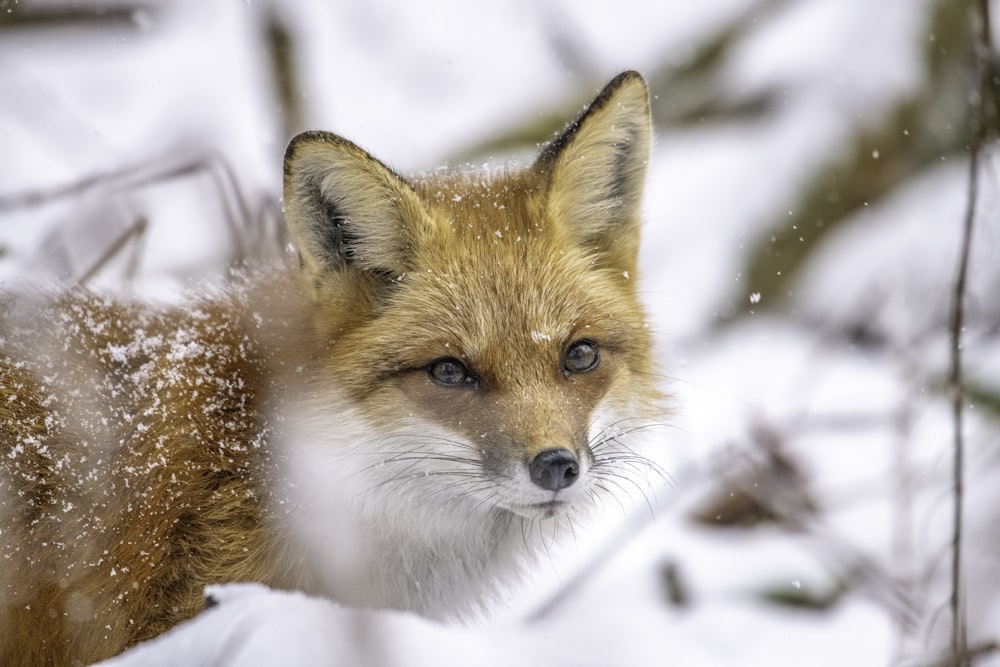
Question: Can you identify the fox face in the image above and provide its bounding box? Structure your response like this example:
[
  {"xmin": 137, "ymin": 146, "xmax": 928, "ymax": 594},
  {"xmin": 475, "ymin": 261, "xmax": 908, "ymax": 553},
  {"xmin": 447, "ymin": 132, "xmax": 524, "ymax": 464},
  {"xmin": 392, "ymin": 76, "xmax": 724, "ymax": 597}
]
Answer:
[
  {"xmin": 280, "ymin": 72, "xmax": 663, "ymax": 539},
  {"xmin": 320, "ymin": 209, "xmax": 654, "ymax": 521}
]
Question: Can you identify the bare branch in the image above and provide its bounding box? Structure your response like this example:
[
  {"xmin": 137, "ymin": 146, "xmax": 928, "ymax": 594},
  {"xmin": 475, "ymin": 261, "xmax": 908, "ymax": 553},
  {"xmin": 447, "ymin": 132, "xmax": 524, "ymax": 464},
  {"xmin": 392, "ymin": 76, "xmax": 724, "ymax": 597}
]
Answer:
[{"xmin": 948, "ymin": 0, "xmax": 994, "ymax": 662}]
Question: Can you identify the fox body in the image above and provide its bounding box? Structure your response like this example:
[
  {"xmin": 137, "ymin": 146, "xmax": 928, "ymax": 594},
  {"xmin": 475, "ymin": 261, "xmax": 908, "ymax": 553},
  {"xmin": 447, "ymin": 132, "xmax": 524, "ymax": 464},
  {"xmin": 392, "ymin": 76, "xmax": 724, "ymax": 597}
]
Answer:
[{"xmin": 0, "ymin": 72, "xmax": 663, "ymax": 665}]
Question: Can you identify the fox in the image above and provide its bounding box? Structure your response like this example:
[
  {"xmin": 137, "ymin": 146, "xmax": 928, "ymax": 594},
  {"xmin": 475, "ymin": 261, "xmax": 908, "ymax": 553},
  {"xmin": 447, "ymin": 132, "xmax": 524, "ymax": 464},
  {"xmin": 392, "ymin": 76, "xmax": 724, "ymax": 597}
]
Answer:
[{"xmin": 0, "ymin": 71, "xmax": 664, "ymax": 666}]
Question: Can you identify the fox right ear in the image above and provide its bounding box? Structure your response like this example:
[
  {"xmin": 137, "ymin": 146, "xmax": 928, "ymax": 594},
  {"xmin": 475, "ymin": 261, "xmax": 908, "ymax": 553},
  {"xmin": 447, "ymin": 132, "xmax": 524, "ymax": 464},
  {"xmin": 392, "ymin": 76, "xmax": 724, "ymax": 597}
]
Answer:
[
  {"xmin": 533, "ymin": 71, "xmax": 651, "ymax": 274},
  {"xmin": 283, "ymin": 131, "xmax": 429, "ymax": 289}
]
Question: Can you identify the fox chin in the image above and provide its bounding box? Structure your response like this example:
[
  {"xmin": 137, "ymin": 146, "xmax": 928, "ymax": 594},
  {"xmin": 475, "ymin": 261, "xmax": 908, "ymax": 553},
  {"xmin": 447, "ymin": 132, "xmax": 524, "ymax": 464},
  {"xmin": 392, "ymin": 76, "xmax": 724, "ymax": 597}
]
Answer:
[{"xmin": 0, "ymin": 70, "xmax": 667, "ymax": 666}]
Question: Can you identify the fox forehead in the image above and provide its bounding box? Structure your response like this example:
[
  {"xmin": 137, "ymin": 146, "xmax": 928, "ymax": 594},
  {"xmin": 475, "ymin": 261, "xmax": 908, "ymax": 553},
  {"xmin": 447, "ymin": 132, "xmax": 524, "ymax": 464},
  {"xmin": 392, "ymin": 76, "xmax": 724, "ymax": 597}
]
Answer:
[
  {"xmin": 394, "ymin": 263, "xmax": 631, "ymax": 367},
  {"xmin": 330, "ymin": 228, "xmax": 643, "ymax": 398},
  {"xmin": 405, "ymin": 170, "xmax": 555, "ymax": 276}
]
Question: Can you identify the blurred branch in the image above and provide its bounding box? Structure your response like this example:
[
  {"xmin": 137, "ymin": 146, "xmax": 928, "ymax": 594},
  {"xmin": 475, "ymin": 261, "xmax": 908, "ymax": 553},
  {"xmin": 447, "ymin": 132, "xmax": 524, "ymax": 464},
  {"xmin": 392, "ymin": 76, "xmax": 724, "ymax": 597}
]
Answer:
[
  {"xmin": 74, "ymin": 216, "xmax": 147, "ymax": 287},
  {"xmin": 445, "ymin": 0, "xmax": 788, "ymax": 164},
  {"xmin": 947, "ymin": 0, "xmax": 994, "ymax": 663},
  {"xmin": 0, "ymin": 152, "xmax": 284, "ymax": 268},
  {"xmin": 732, "ymin": 0, "xmax": 994, "ymax": 318},
  {"xmin": 901, "ymin": 640, "xmax": 999, "ymax": 667},
  {"xmin": 689, "ymin": 422, "xmax": 816, "ymax": 528},
  {"xmin": 260, "ymin": 7, "xmax": 305, "ymax": 139},
  {"xmin": 643, "ymin": 0, "xmax": 789, "ymax": 127},
  {"xmin": 0, "ymin": 1, "xmax": 155, "ymax": 31}
]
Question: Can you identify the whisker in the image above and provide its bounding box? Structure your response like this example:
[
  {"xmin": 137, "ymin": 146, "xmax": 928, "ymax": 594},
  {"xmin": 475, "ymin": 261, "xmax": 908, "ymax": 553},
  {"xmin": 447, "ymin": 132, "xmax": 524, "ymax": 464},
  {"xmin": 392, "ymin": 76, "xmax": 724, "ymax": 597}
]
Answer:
[
  {"xmin": 595, "ymin": 415, "xmax": 674, "ymax": 436},
  {"xmin": 589, "ymin": 427, "xmax": 674, "ymax": 487},
  {"xmin": 595, "ymin": 452, "xmax": 672, "ymax": 488},
  {"xmin": 463, "ymin": 486, "xmax": 507, "ymax": 520},
  {"xmin": 592, "ymin": 482, "xmax": 628, "ymax": 515},
  {"xmin": 566, "ymin": 513, "xmax": 579, "ymax": 551},
  {"xmin": 364, "ymin": 431, "xmax": 484, "ymax": 452},
  {"xmin": 366, "ymin": 474, "xmax": 488, "ymax": 499},
  {"xmin": 537, "ymin": 518, "xmax": 556, "ymax": 568},
  {"xmin": 486, "ymin": 510, "xmax": 518, "ymax": 561},
  {"xmin": 373, "ymin": 453, "xmax": 482, "ymax": 468},
  {"xmin": 584, "ymin": 488, "xmax": 603, "ymax": 513},
  {"xmin": 520, "ymin": 516, "xmax": 533, "ymax": 552},
  {"xmin": 592, "ymin": 472, "xmax": 650, "ymax": 517},
  {"xmin": 596, "ymin": 470, "xmax": 646, "ymax": 495}
]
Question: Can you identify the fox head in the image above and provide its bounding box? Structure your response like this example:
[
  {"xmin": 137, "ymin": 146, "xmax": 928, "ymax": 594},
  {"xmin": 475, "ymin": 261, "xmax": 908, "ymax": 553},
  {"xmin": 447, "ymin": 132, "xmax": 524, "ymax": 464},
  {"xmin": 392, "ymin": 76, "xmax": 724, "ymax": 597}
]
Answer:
[{"xmin": 281, "ymin": 72, "xmax": 663, "ymax": 524}]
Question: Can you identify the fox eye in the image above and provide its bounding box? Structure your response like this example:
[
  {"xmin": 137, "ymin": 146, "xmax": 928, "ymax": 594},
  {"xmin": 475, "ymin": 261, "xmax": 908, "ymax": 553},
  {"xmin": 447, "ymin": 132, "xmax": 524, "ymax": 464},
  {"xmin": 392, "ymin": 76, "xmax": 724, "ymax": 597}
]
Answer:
[
  {"xmin": 563, "ymin": 340, "xmax": 600, "ymax": 374},
  {"xmin": 428, "ymin": 357, "xmax": 474, "ymax": 387}
]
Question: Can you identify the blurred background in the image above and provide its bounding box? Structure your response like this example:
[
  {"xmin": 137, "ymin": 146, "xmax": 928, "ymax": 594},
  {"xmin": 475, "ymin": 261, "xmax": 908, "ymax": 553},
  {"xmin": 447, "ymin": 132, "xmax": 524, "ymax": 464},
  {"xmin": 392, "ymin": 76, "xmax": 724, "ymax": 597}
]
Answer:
[{"xmin": 1, "ymin": 0, "xmax": 998, "ymax": 664}]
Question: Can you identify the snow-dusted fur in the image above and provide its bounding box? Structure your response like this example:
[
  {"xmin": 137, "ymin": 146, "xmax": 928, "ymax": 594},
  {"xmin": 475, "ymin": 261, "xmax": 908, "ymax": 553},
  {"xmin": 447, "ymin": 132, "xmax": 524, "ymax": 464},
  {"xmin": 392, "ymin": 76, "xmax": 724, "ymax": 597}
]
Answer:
[{"xmin": 0, "ymin": 71, "xmax": 664, "ymax": 666}]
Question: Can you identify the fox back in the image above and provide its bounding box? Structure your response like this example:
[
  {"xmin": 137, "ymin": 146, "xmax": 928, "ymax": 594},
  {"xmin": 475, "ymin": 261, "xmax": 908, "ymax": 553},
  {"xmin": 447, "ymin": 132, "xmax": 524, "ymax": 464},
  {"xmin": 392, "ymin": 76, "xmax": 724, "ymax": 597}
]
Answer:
[{"xmin": 0, "ymin": 71, "xmax": 664, "ymax": 665}]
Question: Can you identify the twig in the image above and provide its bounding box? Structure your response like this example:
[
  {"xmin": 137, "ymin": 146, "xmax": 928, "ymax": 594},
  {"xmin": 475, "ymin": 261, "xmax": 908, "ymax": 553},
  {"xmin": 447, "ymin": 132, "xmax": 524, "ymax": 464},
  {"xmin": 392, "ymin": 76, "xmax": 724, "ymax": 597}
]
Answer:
[
  {"xmin": 902, "ymin": 640, "xmax": 1000, "ymax": 667},
  {"xmin": 0, "ymin": 152, "xmax": 273, "ymax": 265},
  {"xmin": 74, "ymin": 217, "xmax": 147, "ymax": 287},
  {"xmin": 947, "ymin": 0, "xmax": 994, "ymax": 663}
]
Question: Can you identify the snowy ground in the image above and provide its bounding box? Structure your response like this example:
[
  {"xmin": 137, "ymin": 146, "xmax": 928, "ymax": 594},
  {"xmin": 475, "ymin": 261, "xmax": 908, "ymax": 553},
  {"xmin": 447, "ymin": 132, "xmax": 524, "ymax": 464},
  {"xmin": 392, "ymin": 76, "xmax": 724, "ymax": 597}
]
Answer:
[{"xmin": 2, "ymin": 0, "xmax": 997, "ymax": 665}]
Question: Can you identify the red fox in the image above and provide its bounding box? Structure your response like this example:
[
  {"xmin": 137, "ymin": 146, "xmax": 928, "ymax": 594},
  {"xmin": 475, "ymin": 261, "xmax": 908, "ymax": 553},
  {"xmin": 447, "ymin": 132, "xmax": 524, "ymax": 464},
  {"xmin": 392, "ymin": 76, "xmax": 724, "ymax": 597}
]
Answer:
[{"xmin": 0, "ymin": 71, "xmax": 664, "ymax": 665}]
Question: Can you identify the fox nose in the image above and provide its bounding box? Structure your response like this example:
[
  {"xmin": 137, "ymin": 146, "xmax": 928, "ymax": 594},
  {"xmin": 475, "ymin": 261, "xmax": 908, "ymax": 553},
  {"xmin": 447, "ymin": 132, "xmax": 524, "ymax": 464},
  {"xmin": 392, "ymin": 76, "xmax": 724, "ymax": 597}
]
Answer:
[{"xmin": 529, "ymin": 448, "xmax": 580, "ymax": 491}]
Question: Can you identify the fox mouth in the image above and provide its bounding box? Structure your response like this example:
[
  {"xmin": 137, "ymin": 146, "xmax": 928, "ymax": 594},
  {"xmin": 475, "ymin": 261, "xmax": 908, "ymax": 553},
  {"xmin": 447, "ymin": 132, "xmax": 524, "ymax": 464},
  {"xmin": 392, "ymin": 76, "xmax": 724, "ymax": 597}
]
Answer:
[{"xmin": 508, "ymin": 499, "xmax": 571, "ymax": 520}]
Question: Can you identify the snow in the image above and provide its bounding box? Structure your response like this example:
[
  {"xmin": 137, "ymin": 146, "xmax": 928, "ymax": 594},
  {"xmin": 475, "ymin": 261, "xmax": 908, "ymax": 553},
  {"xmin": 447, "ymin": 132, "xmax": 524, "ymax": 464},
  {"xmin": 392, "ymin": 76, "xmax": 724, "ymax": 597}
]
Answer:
[{"xmin": 1, "ymin": 0, "xmax": 996, "ymax": 665}]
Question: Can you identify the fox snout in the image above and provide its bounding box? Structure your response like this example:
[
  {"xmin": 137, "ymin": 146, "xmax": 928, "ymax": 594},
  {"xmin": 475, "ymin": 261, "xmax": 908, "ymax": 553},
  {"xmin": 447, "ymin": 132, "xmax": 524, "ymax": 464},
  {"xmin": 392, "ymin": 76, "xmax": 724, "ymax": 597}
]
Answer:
[
  {"xmin": 528, "ymin": 448, "xmax": 579, "ymax": 491},
  {"xmin": 487, "ymin": 426, "xmax": 597, "ymax": 517}
]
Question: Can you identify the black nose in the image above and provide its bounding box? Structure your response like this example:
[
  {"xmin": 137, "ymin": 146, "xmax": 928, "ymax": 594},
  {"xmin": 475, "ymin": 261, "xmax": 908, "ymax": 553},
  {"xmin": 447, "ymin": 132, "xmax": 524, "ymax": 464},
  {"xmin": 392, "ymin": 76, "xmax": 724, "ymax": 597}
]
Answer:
[{"xmin": 529, "ymin": 448, "xmax": 580, "ymax": 491}]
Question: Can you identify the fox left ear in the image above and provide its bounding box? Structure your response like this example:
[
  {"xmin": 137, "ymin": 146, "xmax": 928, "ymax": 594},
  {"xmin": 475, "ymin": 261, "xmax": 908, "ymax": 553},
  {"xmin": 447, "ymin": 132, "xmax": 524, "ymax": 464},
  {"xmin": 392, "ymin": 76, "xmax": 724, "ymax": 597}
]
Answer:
[
  {"xmin": 534, "ymin": 71, "xmax": 651, "ymax": 273},
  {"xmin": 282, "ymin": 131, "xmax": 430, "ymax": 295}
]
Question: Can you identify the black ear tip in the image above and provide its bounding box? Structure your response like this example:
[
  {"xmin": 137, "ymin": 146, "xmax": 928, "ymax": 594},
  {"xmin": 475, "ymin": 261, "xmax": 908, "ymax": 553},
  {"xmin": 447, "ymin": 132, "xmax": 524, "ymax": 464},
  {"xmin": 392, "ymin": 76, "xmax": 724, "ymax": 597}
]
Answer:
[
  {"xmin": 286, "ymin": 130, "xmax": 320, "ymax": 154},
  {"xmin": 614, "ymin": 70, "xmax": 644, "ymax": 84},
  {"xmin": 606, "ymin": 70, "xmax": 646, "ymax": 92},
  {"xmin": 284, "ymin": 131, "xmax": 317, "ymax": 176},
  {"xmin": 584, "ymin": 71, "xmax": 649, "ymax": 118},
  {"xmin": 285, "ymin": 130, "xmax": 332, "ymax": 164},
  {"xmin": 284, "ymin": 131, "xmax": 357, "ymax": 178},
  {"xmin": 287, "ymin": 129, "xmax": 338, "ymax": 145}
]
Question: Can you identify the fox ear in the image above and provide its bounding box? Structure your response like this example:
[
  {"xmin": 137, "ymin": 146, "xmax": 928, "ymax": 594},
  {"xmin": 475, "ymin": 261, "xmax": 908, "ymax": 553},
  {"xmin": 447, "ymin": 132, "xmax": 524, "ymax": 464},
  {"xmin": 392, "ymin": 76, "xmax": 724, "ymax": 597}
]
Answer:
[
  {"xmin": 283, "ymin": 131, "xmax": 427, "ymax": 287},
  {"xmin": 534, "ymin": 71, "xmax": 651, "ymax": 272}
]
